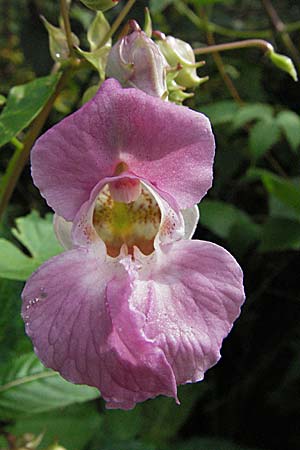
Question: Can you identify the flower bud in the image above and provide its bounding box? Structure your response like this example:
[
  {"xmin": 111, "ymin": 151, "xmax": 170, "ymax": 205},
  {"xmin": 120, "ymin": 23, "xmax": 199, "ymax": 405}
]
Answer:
[
  {"xmin": 41, "ymin": 16, "xmax": 79, "ymax": 62},
  {"xmin": 157, "ymin": 35, "xmax": 203, "ymax": 88},
  {"xmin": 106, "ymin": 24, "xmax": 168, "ymax": 99},
  {"xmin": 267, "ymin": 48, "xmax": 298, "ymax": 81},
  {"xmin": 80, "ymin": 0, "xmax": 120, "ymax": 12}
]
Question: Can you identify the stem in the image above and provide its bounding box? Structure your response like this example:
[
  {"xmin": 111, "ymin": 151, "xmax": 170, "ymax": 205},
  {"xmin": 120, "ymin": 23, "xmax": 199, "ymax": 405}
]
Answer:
[
  {"xmin": 262, "ymin": 0, "xmax": 300, "ymax": 68},
  {"xmin": 0, "ymin": 67, "xmax": 74, "ymax": 220},
  {"xmin": 175, "ymin": 1, "xmax": 300, "ymax": 39},
  {"xmin": 195, "ymin": 7, "xmax": 243, "ymax": 104},
  {"xmin": 194, "ymin": 39, "xmax": 273, "ymax": 55},
  {"xmin": 60, "ymin": 0, "xmax": 74, "ymax": 57},
  {"xmin": 99, "ymin": 0, "xmax": 136, "ymax": 47},
  {"xmin": 175, "ymin": 1, "xmax": 271, "ymax": 39}
]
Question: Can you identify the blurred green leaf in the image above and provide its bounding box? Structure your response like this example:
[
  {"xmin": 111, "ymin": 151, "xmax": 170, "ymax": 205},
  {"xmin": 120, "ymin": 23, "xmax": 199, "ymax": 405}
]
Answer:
[
  {"xmin": 7, "ymin": 403, "xmax": 102, "ymax": 450},
  {"xmin": 199, "ymin": 199, "xmax": 260, "ymax": 241},
  {"xmin": 0, "ymin": 353, "xmax": 100, "ymax": 419},
  {"xmin": 233, "ymin": 103, "xmax": 273, "ymax": 129},
  {"xmin": 276, "ymin": 110, "xmax": 300, "ymax": 152},
  {"xmin": 0, "ymin": 95, "xmax": 6, "ymax": 106},
  {"xmin": 149, "ymin": 0, "xmax": 175, "ymax": 13},
  {"xmin": 248, "ymin": 169, "xmax": 300, "ymax": 215},
  {"xmin": 170, "ymin": 437, "xmax": 266, "ymax": 450},
  {"xmin": 259, "ymin": 217, "xmax": 300, "ymax": 252},
  {"xmin": 0, "ymin": 211, "xmax": 63, "ymax": 281},
  {"xmin": 0, "ymin": 278, "xmax": 32, "ymax": 363},
  {"xmin": 0, "ymin": 435, "xmax": 8, "ymax": 448},
  {"xmin": 199, "ymin": 100, "xmax": 238, "ymax": 125},
  {"xmin": 0, "ymin": 75, "xmax": 60, "ymax": 148},
  {"xmin": 139, "ymin": 384, "xmax": 209, "ymax": 445},
  {"xmin": 249, "ymin": 119, "xmax": 281, "ymax": 159}
]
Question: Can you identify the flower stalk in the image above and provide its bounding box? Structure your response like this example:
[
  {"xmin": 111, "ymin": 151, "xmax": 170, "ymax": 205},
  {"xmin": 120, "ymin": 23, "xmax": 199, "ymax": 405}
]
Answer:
[
  {"xmin": 98, "ymin": 0, "xmax": 136, "ymax": 48},
  {"xmin": 60, "ymin": 0, "xmax": 75, "ymax": 57},
  {"xmin": 193, "ymin": 39, "xmax": 274, "ymax": 55}
]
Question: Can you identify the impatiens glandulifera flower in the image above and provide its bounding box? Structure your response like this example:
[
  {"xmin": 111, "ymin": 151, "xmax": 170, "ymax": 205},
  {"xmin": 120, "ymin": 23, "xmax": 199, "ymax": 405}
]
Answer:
[
  {"xmin": 106, "ymin": 22, "xmax": 168, "ymax": 99},
  {"xmin": 22, "ymin": 79, "xmax": 245, "ymax": 410}
]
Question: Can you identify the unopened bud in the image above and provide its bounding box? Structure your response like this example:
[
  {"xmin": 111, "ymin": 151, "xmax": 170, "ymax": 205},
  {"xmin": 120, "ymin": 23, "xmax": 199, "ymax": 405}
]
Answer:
[
  {"xmin": 267, "ymin": 48, "xmax": 298, "ymax": 81},
  {"xmin": 106, "ymin": 25, "xmax": 168, "ymax": 98},
  {"xmin": 157, "ymin": 35, "xmax": 204, "ymax": 88},
  {"xmin": 80, "ymin": 0, "xmax": 120, "ymax": 11}
]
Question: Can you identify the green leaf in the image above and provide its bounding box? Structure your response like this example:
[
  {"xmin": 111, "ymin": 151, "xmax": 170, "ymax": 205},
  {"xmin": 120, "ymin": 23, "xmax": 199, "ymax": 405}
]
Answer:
[
  {"xmin": 199, "ymin": 199, "xmax": 259, "ymax": 240},
  {"xmin": 259, "ymin": 218, "xmax": 300, "ymax": 252},
  {"xmin": 233, "ymin": 103, "xmax": 273, "ymax": 129},
  {"xmin": 0, "ymin": 74, "xmax": 60, "ymax": 148},
  {"xmin": 149, "ymin": 0, "xmax": 175, "ymax": 13},
  {"xmin": 7, "ymin": 403, "xmax": 102, "ymax": 450},
  {"xmin": 248, "ymin": 169, "xmax": 300, "ymax": 215},
  {"xmin": 0, "ymin": 211, "xmax": 63, "ymax": 281},
  {"xmin": 249, "ymin": 119, "xmax": 281, "ymax": 159},
  {"xmin": 199, "ymin": 100, "xmax": 238, "ymax": 125},
  {"xmin": 276, "ymin": 110, "xmax": 300, "ymax": 152},
  {"xmin": 0, "ymin": 239, "xmax": 38, "ymax": 280},
  {"xmin": 12, "ymin": 211, "xmax": 62, "ymax": 262},
  {"xmin": 0, "ymin": 353, "xmax": 100, "ymax": 419},
  {"xmin": 0, "ymin": 278, "xmax": 32, "ymax": 363}
]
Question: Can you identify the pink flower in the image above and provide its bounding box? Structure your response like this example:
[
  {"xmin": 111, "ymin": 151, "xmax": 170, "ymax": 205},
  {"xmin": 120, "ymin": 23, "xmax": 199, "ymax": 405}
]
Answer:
[{"xmin": 22, "ymin": 79, "xmax": 244, "ymax": 409}]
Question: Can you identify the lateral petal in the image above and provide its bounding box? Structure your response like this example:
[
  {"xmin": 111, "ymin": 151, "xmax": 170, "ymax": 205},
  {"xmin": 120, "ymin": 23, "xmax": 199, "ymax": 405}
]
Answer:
[
  {"xmin": 21, "ymin": 246, "xmax": 176, "ymax": 409},
  {"xmin": 132, "ymin": 240, "xmax": 245, "ymax": 385}
]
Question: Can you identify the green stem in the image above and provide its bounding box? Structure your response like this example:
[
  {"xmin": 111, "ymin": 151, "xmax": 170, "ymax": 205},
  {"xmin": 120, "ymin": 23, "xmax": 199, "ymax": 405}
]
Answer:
[
  {"xmin": 194, "ymin": 38, "xmax": 273, "ymax": 55},
  {"xmin": 175, "ymin": 1, "xmax": 300, "ymax": 39},
  {"xmin": 60, "ymin": 0, "xmax": 75, "ymax": 57},
  {"xmin": 175, "ymin": 1, "xmax": 272, "ymax": 38},
  {"xmin": 0, "ymin": 66, "xmax": 75, "ymax": 221},
  {"xmin": 99, "ymin": 0, "xmax": 136, "ymax": 47}
]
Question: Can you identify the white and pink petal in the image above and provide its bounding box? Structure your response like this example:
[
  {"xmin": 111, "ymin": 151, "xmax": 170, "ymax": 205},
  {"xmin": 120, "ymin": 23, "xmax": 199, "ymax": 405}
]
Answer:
[
  {"xmin": 21, "ymin": 246, "xmax": 177, "ymax": 409},
  {"xmin": 131, "ymin": 239, "xmax": 245, "ymax": 385}
]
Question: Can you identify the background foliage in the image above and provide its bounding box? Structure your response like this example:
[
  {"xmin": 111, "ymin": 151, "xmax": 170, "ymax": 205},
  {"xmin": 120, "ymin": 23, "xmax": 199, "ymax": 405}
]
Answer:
[{"xmin": 0, "ymin": 0, "xmax": 300, "ymax": 449}]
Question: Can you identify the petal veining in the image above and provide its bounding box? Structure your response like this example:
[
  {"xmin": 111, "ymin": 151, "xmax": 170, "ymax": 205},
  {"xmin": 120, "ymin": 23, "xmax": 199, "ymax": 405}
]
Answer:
[
  {"xmin": 21, "ymin": 246, "xmax": 177, "ymax": 409},
  {"xmin": 131, "ymin": 239, "xmax": 245, "ymax": 385}
]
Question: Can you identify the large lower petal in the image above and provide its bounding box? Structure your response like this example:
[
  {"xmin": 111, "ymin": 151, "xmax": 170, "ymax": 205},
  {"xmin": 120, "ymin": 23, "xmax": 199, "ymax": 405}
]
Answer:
[
  {"xmin": 31, "ymin": 78, "xmax": 215, "ymax": 221},
  {"xmin": 21, "ymin": 247, "xmax": 177, "ymax": 409},
  {"xmin": 131, "ymin": 240, "xmax": 245, "ymax": 385}
]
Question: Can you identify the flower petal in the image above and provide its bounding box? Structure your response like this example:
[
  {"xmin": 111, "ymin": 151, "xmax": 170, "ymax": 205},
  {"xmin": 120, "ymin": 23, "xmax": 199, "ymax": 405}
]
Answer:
[
  {"xmin": 21, "ymin": 247, "xmax": 177, "ymax": 409},
  {"xmin": 53, "ymin": 214, "xmax": 73, "ymax": 250},
  {"xmin": 132, "ymin": 240, "xmax": 245, "ymax": 385},
  {"xmin": 181, "ymin": 205, "xmax": 199, "ymax": 239},
  {"xmin": 31, "ymin": 78, "xmax": 215, "ymax": 221}
]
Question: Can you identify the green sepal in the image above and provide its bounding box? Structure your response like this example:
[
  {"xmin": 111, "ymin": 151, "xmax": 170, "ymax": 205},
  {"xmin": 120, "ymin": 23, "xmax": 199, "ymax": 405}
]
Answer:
[{"xmin": 41, "ymin": 16, "xmax": 79, "ymax": 62}]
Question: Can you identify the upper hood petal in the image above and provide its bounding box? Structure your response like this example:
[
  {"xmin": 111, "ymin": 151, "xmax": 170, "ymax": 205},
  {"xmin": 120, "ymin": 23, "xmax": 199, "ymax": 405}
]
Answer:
[{"xmin": 31, "ymin": 78, "xmax": 215, "ymax": 221}]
